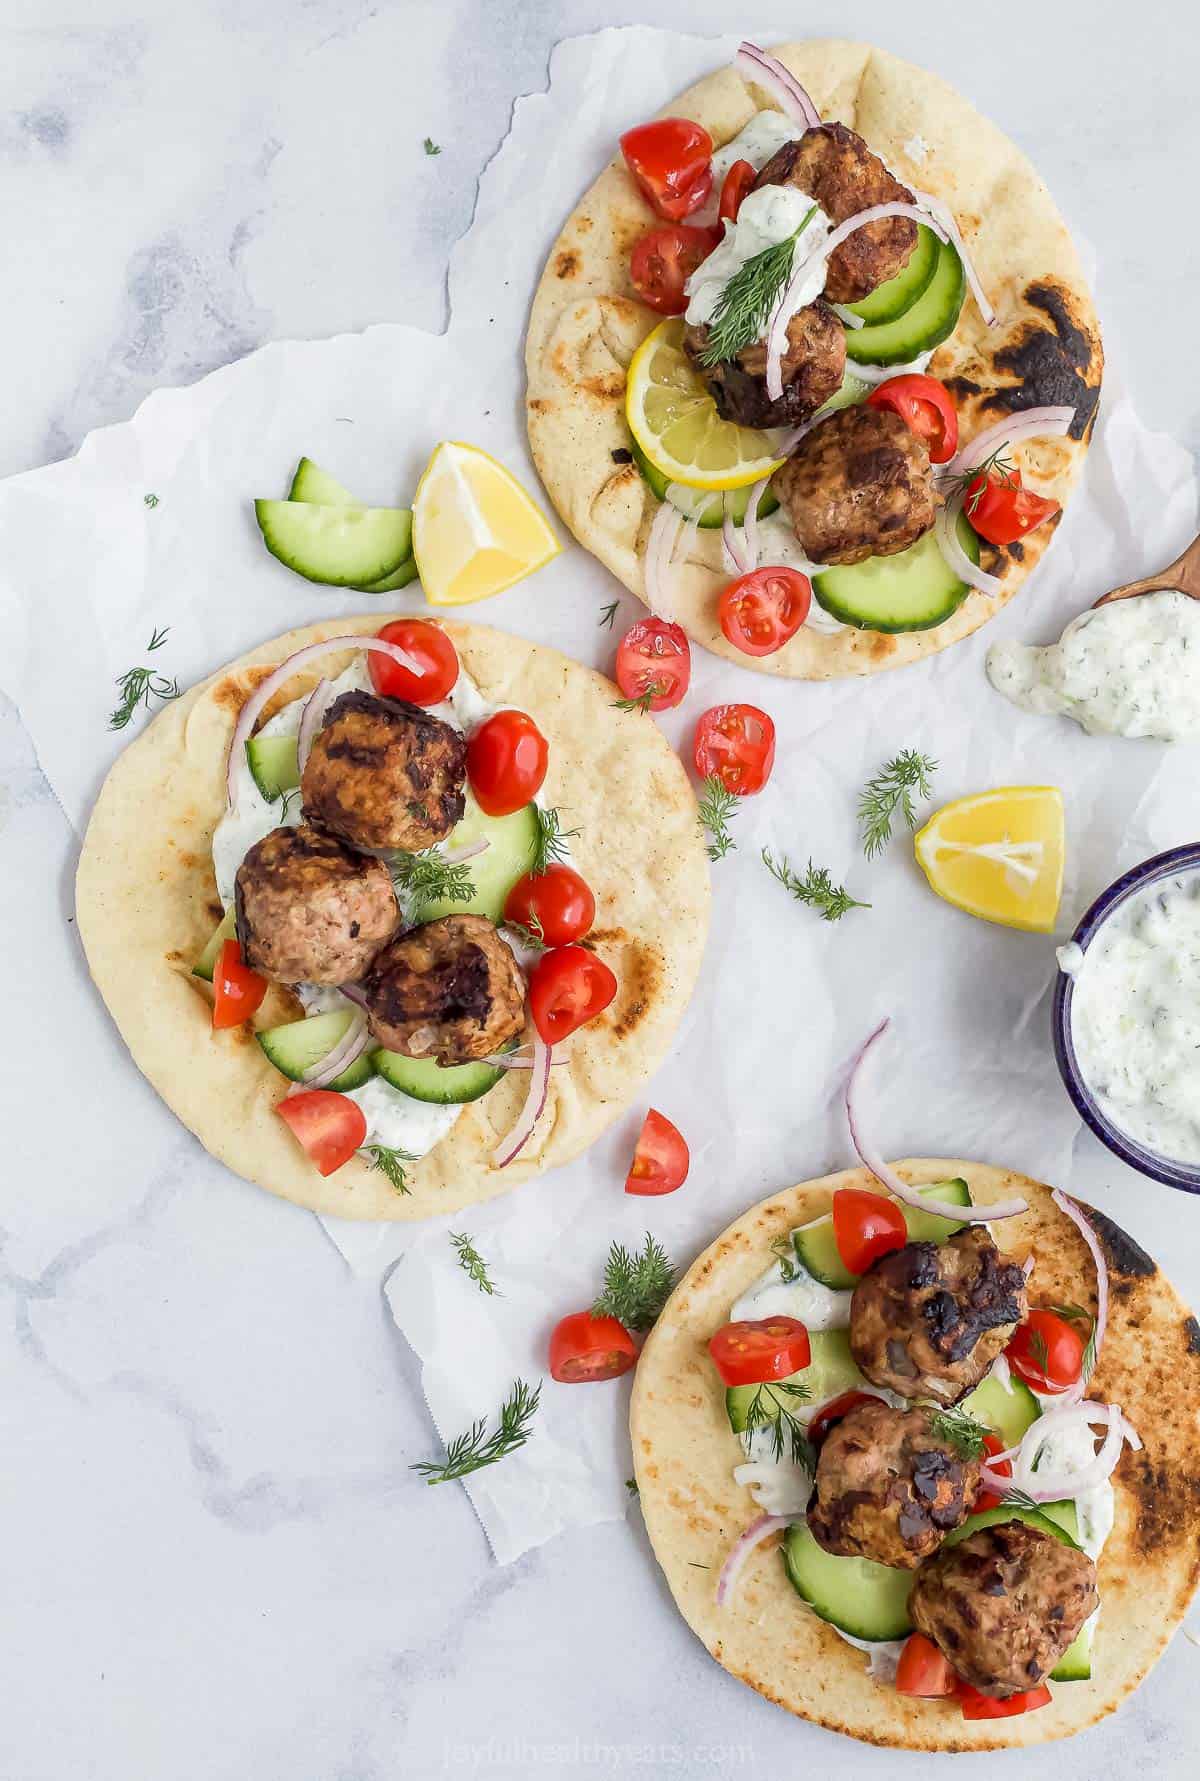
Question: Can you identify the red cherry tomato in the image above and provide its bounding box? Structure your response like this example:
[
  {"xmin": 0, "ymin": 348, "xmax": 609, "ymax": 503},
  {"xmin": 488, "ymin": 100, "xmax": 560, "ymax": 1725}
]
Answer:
[
  {"xmin": 368, "ymin": 619, "xmax": 459, "ymax": 706},
  {"xmin": 629, "ymin": 223, "xmax": 720, "ymax": 315},
  {"xmin": 503, "ymin": 863, "xmax": 595, "ymax": 947},
  {"xmin": 466, "ymin": 710, "xmax": 548, "ymax": 816},
  {"xmin": 549, "ymin": 1310, "xmax": 637, "ymax": 1383},
  {"xmin": 972, "ymin": 1431, "xmax": 1012, "ymax": 1514},
  {"xmin": 964, "ymin": 468, "xmax": 1061, "ymax": 546},
  {"xmin": 528, "ymin": 944, "xmax": 618, "ymax": 1045},
  {"xmin": 276, "ymin": 1089, "xmax": 367, "ymax": 1177},
  {"xmin": 718, "ymin": 158, "xmax": 756, "ymax": 224},
  {"xmin": 625, "ymin": 1109, "xmax": 689, "ymax": 1196},
  {"xmin": 808, "ymin": 1390, "xmax": 877, "ymax": 1448},
  {"xmin": 1006, "ymin": 1307, "xmax": 1085, "ymax": 1395},
  {"xmin": 693, "ymin": 704, "xmax": 776, "ymax": 796},
  {"xmin": 212, "ymin": 939, "xmax": 267, "ymax": 1030},
  {"xmin": 896, "ymin": 1633, "xmax": 958, "ymax": 1698},
  {"xmin": 620, "ymin": 117, "xmax": 713, "ymax": 221},
  {"xmin": 832, "ymin": 1189, "xmax": 908, "ymax": 1275},
  {"xmin": 866, "ymin": 374, "xmax": 959, "ymax": 465},
  {"xmin": 615, "ymin": 617, "xmax": 692, "ymax": 711},
  {"xmin": 718, "ymin": 567, "xmax": 811, "ymax": 657},
  {"xmin": 958, "ymin": 1682, "xmax": 1052, "ymax": 1721},
  {"xmin": 708, "ymin": 1316, "xmax": 811, "ymax": 1387}
]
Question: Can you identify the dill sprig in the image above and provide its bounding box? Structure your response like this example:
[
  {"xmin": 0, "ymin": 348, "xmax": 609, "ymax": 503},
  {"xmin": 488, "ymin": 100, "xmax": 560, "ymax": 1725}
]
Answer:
[
  {"xmin": 143, "ymin": 492, "xmax": 159, "ymax": 508},
  {"xmin": 450, "ymin": 1231, "xmax": 498, "ymax": 1296},
  {"xmin": 699, "ymin": 205, "xmax": 817, "ymax": 367},
  {"xmin": 743, "ymin": 1381, "xmax": 814, "ymax": 1468},
  {"xmin": 625, "ymin": 1476, "xmax": 639, "ymax": 1498},
  {"xmin": 362, "ymin": 1144, "xmax": 416, "ymax": 1195},
  {"xmin": 858, "ymin": 750, "xmax": 938, "ymax": 858},
  {"xmin": 612, "ymin": 683, "xmax": 664, "ymax": 715},
  {"xmin": 929, "ymin": 1404, "xmax": 989, "ymax": 1461},
  {"xmin": 390, "ymin": 849, "xmax": 475, "ymax": 918},
  {"xmin": 762, "ymin": 849, "xmax": 869, "ymax": 922},
  {"xmin": 599, "ymin": 600, "xmax": 620, "ymax": 629},
  {"xmin": 1000, "ymin": 1486, "xmax": 1040, "ymax": 1515},
  {"xmin": 770, "ymin": 1234, "xmax": 801, "ymax": 1284},
  {"xmin": 108, "ymin": 625, "xmax": 180, "ymax": 730},
  {"xmin": 946, "ymin": 445, "xmax": 1018, "ymax": 516},
  {"xmin": 411, "ymin": 1378, "xmax": 541, "ymax": 1485},
  {"xmin": 277, "ymin": 787, "xmax": 301, "ymax": 822},
  {"xmin": 530, "ymin": 806, "xmax": 579, "ymax": 876},
  {"xmin": 592, "ymin": 1234, "xmax": 677, "ymax": 1333},
  {"xmin": 503, "ymin": 916, "xmax": 546, "ymax": 954},
  {"xmin": 423, "ymin": 137, "xmax": 441, "ymax": 157},
  {"xmin": 698, "ymin": 774, "xmax": 740, "ymax": 862}
]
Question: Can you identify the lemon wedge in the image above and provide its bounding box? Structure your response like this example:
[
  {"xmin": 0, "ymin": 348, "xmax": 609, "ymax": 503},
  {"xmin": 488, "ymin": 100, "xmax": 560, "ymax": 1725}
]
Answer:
[
  {"xmin": 625, "ymin": 319, "xmax": 787, "ymax": 492},
  {"xmin": 914, "ymin": 786, "xmax": 1065, "ymax": 933},
  {"xmin": 411, "ymin": 442, "xmax": 560, "ymax": 605}
]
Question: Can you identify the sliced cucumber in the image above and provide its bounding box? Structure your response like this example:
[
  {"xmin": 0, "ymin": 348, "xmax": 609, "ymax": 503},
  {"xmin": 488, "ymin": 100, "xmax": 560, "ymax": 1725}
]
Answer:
[
  {"xmin": 192, "ymin": 907, "xmax": 236, "ymax": 981},
  {"xmin": 792, "ymin": 1179, "xmax": 974, "ymax": 1290},
  {"xmin": 287, "ymin": 457, "xmax": 358, "ymax": 505},
  {"xmin": 845, "ymin": 235, "xmax": 966, "ymax": 367},
  {"xmin": 372, "ymin": 1048, "xmax": 506, "ymax": 1105},
  {"xmin": 726, "ymin": 1329, "xmax": 866, "ymax": 1434},
  {"xmin": 360, "ymin": 556, "xmax": 418, "ymax": 593},
  {"xmin": 946, "ymin": 1503, "xmax": 1081, "ymax": 1552},
  {"xmin": 245, "ymin": 733, "xmax": 300, "ymax": 800},
  {"xmin": 783, "ymin": 1522, "xmax": 914, "ymax": 1641},
  {"xmin": 420, "ymin": 797, "xmax": 541, "ymax": 923},
  {"xmin": 631, "ymin": 441, "xmax": 779, "ymax": 529},
  {"xmin": 1052, "ymin": 1616, "xmax": 1093, "ymax": 1683},
  {"xmin": 959, "ymin": 1371, "xmax": 1040, "ymax": 1452},
  {"xmin": 812, "ymin": 513, "xmax": 980, "ymax": 634},
  {"xmin": 257, "ymin": 1010, "xmax": 375, "ymax": 1092},
  {"xmin": 902, "ymin": 1177, "xmax": 972, "ymax": 1244},
  {"xmin": 813, "ymin": 368, "xmax": 870, "ymax": 418},
  {"xmin": 845, "ymin": 225, "xmax": 939, "ymax": 326},
  {"xmin": 254, "ymin": 499, "xmax": 414, "ymax": 588}
]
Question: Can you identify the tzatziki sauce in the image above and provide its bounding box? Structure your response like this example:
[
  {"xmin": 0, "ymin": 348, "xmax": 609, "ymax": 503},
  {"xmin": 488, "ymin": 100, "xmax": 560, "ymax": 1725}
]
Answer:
[
  {"xmin": 685, "ymin": 185, "xmax": 830, "ymax": 333},
  {"xmin": 692, "ymin": 112, "xmax": 799, "ymax": 227}
]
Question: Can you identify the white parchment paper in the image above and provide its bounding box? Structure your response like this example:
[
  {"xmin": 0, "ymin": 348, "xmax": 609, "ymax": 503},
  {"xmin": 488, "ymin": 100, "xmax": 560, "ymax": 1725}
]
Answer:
[{"xmin": 1, "ymin": 28, "xmax": 1196, "ymax": 1564}]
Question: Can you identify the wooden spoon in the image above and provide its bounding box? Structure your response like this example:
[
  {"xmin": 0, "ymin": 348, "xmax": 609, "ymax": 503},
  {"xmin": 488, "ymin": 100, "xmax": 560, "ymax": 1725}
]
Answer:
[{"xmin": 1093, "ymin": 531, "xmax": 1200, "ymax": 607}]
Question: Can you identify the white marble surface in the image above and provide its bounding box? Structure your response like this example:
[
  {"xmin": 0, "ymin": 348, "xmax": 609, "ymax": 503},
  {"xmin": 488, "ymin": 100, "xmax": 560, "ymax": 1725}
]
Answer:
[{"xmin": 2, "ymin": 4, "xmax": 1200, "ymax": 1778}]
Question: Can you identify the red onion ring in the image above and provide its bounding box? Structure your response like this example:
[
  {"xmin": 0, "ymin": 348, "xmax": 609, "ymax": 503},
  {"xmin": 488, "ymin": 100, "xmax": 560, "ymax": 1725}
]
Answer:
[
  {"xmin": 940, "ymin": 406, "xmax": 1076, "ymax": 483},
  {"xmin": 439, "ymin": 837, "xmax": 490, "ymax": 866},
  {"xmin": 296, "ymin": 675, "xmax": 332, "ymax": 778},
  {"xmin": 1051, "ymin": 1190, "xmax": 1108, "ymax": 1391},
  {"xmin": 226, "ymin": 636, "xmax": 424, "ymax": 807},
  {"xmin": 493, "ymin": 1030, "xmax": 552, "ymax": 1166},
  {"xmin": 288, "ymin": 1008, "xmax": 370, "ymax": 1093},
  {"xmin": 981, "ymin": 1400, "xmax": 1140, "ymax": 1500},
  {"xmin": 845, "ymin": 1019, "xmax": 1027, "ymax": 1221},
  {"xmin": 716, "ymin": 1511, "xmax": 793, "ymax": 1606},
  {"xmin": 742, "ymin": 477, "xmax": 769, "ymax": 571},
  {"xmin": 481, "ymin": 1050, "xmax": 570, "ymax": 1070},
  {"xmin": 734, "ymin": 43, "xmax": 819, "ymax": 130},
  {"xmin": 935, "ymin": 486, "xmax": 1004, "ymax": 598},
  {"xmin": 910, "ymin": 187, "xmax": 996, "ymax": 328},
  {"xmin": 337, "ymin": 982, "xmax": 369, "ymax": 1010},
  {"xmin": 846, "ymin": 355, "xmax": 938, "ymax": 386},
  {"xmin": 829, "ymin": 302, "xmax": 865, "ymax": 331},
  {"xmin": 722, "ymin": 501, "xmax": 752, "ymax": 577},
  {"xmin": 643, "ymin": 501, "xmax": 685, "ymax": 620}
]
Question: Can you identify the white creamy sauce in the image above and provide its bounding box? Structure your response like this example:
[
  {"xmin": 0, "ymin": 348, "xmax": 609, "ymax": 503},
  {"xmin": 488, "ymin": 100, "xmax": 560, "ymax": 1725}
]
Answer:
[
  {"xmin": 692, "ymin": 111, "xmax": 799, "ymax": 227},
  {"xmin": 986, "ymin": 590, "xmax": 1200, "ymax": 740},
  {"xmin": 1062, "ymin": 870, "xmax": 1200, "ymax": 1163},
  {"xmin": 1026, "ymin": 1390, "xmax": 1116, "ymax": 1561},
  {"xmin": 685, "ymin": 185, "xmax": 830, "ymax": 331},
  {"xmin": 731, "ymin": 1251, "xmax": 853, "ymax": 1330}
]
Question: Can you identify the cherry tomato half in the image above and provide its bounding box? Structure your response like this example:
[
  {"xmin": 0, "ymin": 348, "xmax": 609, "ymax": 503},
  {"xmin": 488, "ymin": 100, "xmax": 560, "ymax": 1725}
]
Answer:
[
  {"xmin": 718, "ymin": 567, "xmax": 811, "ymax": 657},
  {"xmin": 466, "ymin": 710, "xmax": 549, "ymax": 816},
  {"xmin": 504, "ymin": 863, "xmax": 595, "ymax": 947},
  {"xmin": 528, "ymin": 944, "xmax": 618, "ymax": 1045},
  {"xmin": 964, "ymin": 469, "xmax": 1061, "ymax": 547},
  {"xmin": 615, "ymin": 617, "xmax": 692, "ymax": 711},
  {"xmin": 896, "ymin": 1633, "xmax": 958, "ymax": 1698},
  {"xmin": 972, "ymin": 1431, "xmax": 1012, "ymax": 1514},
  {"xmin": 620, "ymin": 117, "xmax": 713, "ymax": 222},
  {"xmin": 958, "ymin": 1682, "xmax": 1052, "ymax": 1721},
  {"xmin": 718, "ymin": 158, "xmax": 756, "ymax": 225},
  {"xmin": 276, "ymin": 1089, "xmax": 366, "ymax": 1177},
  {"xmin": 629, "ymin": 223, "xmax": 720, "ymax": 315},
  {"xmin": 808, "ymin": 1390, "xmax": 877, "ymax": 1448},
  {"xmin": 832, "ymin": 1189, "xmax": 908, "ymax": 1276},
  {"xmin": 1006, "ymin": 1307, "xmax": 1085, "ymax": 1395},
  {"xmin": 212, "ymin": 939, "xmax": 267, "ymax": 1030},
  {"xmin": 867, "ymin": 374, "xmax": 959, "ymax": 465},
  {"xmin": 708, "ymin": 1316, "xmax": 811, "ymax": 1388},
  {"xmin": 693, "ymin": 704, "xmax": 776, "ymax": 796},
  {"xmin": 625, "ymin": 1109, "xmax": 689, "ymax": 1196},
  {"xmin": 368, "ymin": 619, "xmax": 459, "ymax": 706},
  {"xmin": 549, "ymin": 1310, "xmax": 637, "ymax": 1383}
]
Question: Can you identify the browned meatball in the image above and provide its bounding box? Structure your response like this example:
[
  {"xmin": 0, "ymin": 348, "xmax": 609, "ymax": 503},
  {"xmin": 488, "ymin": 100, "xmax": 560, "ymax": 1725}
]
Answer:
[
  {"xmin": 850, "ymin": 1228, "xmax": 1028, "ymax": 1405},
  {"xmin": 807, "ymin": 1399, "xmax": 980, "ymax": 1569},
  {"xmin": 235, "ymin": 824, "xmax": 399, "ymax": 986},
  {"xmin": 362, "ymin": 914, "xmax": 526, "ymax": 1066},
  {"xmin": 775, "ymin": 404, "xmax": 935, "ymax": 565},
  {"xmin": 911, "ymin": 1521, "xmax": 1098, "ymax": 1696},
  {"xmin": 755, "ymin": 124, "xmax": 917, "ymax": 303},
  {"xmin": 684, "ymin": 300, "xmax": 845, "ymax": 429},
  {"xmin": 301, "ymin": 690, "xmax": 466, "ymax": 854}
]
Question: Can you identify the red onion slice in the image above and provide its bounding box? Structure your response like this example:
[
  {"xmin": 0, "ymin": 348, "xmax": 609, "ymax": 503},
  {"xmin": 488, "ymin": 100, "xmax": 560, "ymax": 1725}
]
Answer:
[
  {"xmin": 847, "ymin": 355, "xmax": 938, "ymax": 387},
  {"xmin": 722, "ymin": 500, "xmax": 752, "ymax": 577},
  {"xmin": 940, "ymin": 407, "xmax": 1076, "ymax": 483},
  {"xmin": 983, "ymin": 1400, "xmax": 1140, "ymax": 1501},
  {"xmin": 1051, "ymin": 1190, "xmax": 1108, "ymax": 1388},
  {"xmin": 935, "ymin": 486, "xmax": 1005, "ymax": 598},
  {"xmin": 289, "ymin": 1008, "xmax": 369, "ymax": 1093},
  {"xmin": 481, "ymin": 1049, "xmax": 570, "ymax": 1070},
  {"xmin": 829, "ymin": 301, "xmax": 865, "ymax": 331},
  {"xmin": 295, "ymin": 675, "xmax": 332, "ymax": 778},
  {"xmin": 716, "ymin": 1511, "xmax": 793, "ymax": 1607},
  {"xmin": 845, "ymin": 1019, "xmax": 1027, "ymax": 1222},
  {"xmin": 742, "ymin": 477, "xmax": 769, "ymax": 571},
  {"xmin": 643, "ymin": 501, "xmax": 685, "ymax": 620},
  {"xmin": 910, "ymin": 187, "xmax": 996, "ymax": 328},
  {"xmin": 439, "ymin": 837, "xmax": 490, "ymax": 866},
  {"xmin": 734, "ymin": 42, "xmax": 819, "ymax": 130},
  {"xmin": 493, "ymin": 1030, "xmax": 553, "ymax": 1166}
]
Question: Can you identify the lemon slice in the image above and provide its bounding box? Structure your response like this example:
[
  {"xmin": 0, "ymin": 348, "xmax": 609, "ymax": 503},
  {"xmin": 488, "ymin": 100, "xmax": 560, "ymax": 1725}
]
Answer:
[
  {"xmin": 914, "ymin": 786, "xmax": 1065, "ymax": 933},
  {"xmin": 625, "ymin": 319, "xmax": 786, "ymax": 492},
  {"xmin": 411, "ymin": 442, "xmax": 560, "ymax": 605}
]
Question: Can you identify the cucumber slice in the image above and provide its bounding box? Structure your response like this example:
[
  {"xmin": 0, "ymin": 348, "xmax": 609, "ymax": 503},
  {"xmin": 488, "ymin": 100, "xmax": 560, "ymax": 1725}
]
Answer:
[
  {"xmin": 813, "ymin": 368, "xmax": 870, "ymax": 418},
  {"xmin": 287, "ymin": 457, "xmax": 358, "ymax": 505},
  {"xmin": 792, "ymin": 1180, "xmax": 974, "ymax": 1290},
  {"xmin": 420, "ymin": 798, "xmax": 541, "ymax": 923},
  {"xmin": 812, "ymin": 513, "xmax": 980, "ymax": 634},
  {"xmin": 257, "ymin": 1010, "xmax": 375, "ymax": 1092},
  {"xmin": 360, "ymin": 556, "xmax": 418, "ymax": 593},
  {"xmin": 245, "ymin": 733, "xmax": 300, "ymax": 800},
  {"xmin": 254, "ymin": 499, "xmax": 414, "ymax": 588},
  {"xmin": 845, "ymin": 226, "xmax": 939, "ymax": 326},
  {"xmin": 631, "ymin": 441, "xmax": 779, "ymax": 529},
  {"xmin": 901, "ymin": 1177, "xmax": 971, "ymax": 1244},
  {"xmin": 845, "ymin": 235, "xmax": 966, "ymax": 366},
  {"xmin": 372, "ymin": 1048, "xmax": 506, "ymax": 1105},
  {"xmin": 945, "ymin": 1503, "xmax": 1081, "ymax": 1552},
  {"xmin": 726, "ymin": 1330, "xmax": 866, "ymax": 1434},
  {"xmin": 783, "ymin": 1522, "xmax": 914, "ymax": 1641},
  {"xmin": 959, "ymin": 1371, "xmax": 1040, "ymax": 1451},
  {"xmin": 1051, "ymin": 1616, "xmax": 1093, "ymax": 1682},
  {"xmin": 192, "ymin": 907, "xmax": 236, "ymax": 981}
]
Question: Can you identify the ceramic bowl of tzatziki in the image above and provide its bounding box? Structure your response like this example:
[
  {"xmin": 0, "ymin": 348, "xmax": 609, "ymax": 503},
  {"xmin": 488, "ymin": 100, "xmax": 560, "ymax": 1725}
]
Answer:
[{"xmin": 1052, "ymin": 843, "xmax": 1200, "ymax": 1191}]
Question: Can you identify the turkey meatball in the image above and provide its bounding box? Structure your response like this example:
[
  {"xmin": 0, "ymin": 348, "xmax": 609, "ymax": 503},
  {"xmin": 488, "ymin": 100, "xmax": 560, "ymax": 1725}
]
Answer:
[
  {"xmin": 684, "ymin": 299, "xmax": 846, "ymax": 429},
  {"xmin": 301, "ymin": 690, "xmax": 466, "ymax": 854},
  {"xmin": 362, "ymin": 914, "xmax": 526, "ymax": 1066},
  {"xmin": 234, "ymin": 824, "xmax": 399, "ymax": 986},
  {"xmin": 775, "ymin": 403, "xmax": 936, "ymax": 565}
]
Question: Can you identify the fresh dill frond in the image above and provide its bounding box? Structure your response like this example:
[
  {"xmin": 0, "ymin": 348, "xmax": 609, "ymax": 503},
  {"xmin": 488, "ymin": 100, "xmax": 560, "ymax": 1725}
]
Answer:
[
  {"xmin": 530, "ymin": 805, "xmax": 579, "ymax": 876},
  {"xmin": 423, "ymin": 137, "xmax": 441, "ymax": 157},
  {"xmin": 277, "ymin": 787, "xmax": 301, "ymax": 822},
  {"xmin": 1053, "ymin": 1299, "xmax": 1097, "ymax": 1381},
  {"xmin": 503, "ymin": 916, "xmax": 546, "ymax": 954},
  {"xmin": 743, "ymin": 1381, "xmax": 814, "ymax": 1467},
  {"xmin": 1000, "ymin": 1486, "xmax": 1040, "ymax": 1515},
  {"xmin": 612, "ymin": 683, "xmax": 663, "ymax": 716},
  {"xmin": 699, "ymin": 205, "xmax": 817, "ymax": 367},
  {"xmin": 770, "ymin": 1234, "xmax": 801, "ymax": 1284},
  {"xmin": 1080, "ymin": 1321, "xmax": 1098, "ymax": 1386},
  {"xmin": 592, "ymin": 1234, "xmax": 677, "ymax": 1333},
  {"xmin": 411, "ymin": 1378, "xmax": 541, "ymax": 1485},
  {"xmin": 143, "ymin": 492, "xmax": 159, "ymax": 509},
  {"xmin": 450, "ymin": 1231, "xmax": 498, "ymax": 1296},
  {"xmin": 390, "ymin": 849, "xmax": 475, "ymax": 918},
  {"xmin": 698, "ymin": 774, "xmax": 740, "ymax": 862},
  {"xmin": 762, "ymin": 849, "xmax": 869, "ymax": 922},
  {"xmin": 362, "ymin": 1144, "xmax": 416, "ymax": 1195},
  {"xmin": 947, "ymin": 445, "xmax": 1018, "ymax": 516},
  {"xmin": 108, "ymin": 626, "xmax": 180, "ymax": 730},
  {"xmin": 929, "ymin": 1404, "xmax": 989, "ymax": 1461},
  {"xmin": 1028, "ymin": 1330, "xmax": 1051, "ymax": 1377},
  {"xmin": 858, "ymin": 750, "xmax": 938, "ymax": 858},
  {"xmin": 599, "ymin": 600, "xmax": 620, "ymax": 629},
  {"xmin": 625, "ymin": 1476, "xmax": 639, "ymax": 1498}
]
